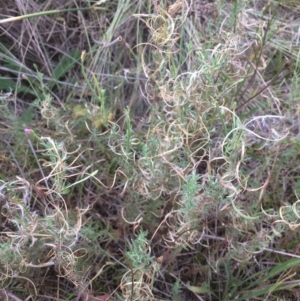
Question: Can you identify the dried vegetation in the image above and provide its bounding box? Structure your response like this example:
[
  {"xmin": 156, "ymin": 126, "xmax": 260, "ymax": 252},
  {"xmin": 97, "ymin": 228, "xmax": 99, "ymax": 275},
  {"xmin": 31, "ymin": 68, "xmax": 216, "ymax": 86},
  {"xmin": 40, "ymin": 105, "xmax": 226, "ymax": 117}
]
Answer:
[{"xmin": 1, "ymin": 0, "xmax": 300, "ymax": 300}]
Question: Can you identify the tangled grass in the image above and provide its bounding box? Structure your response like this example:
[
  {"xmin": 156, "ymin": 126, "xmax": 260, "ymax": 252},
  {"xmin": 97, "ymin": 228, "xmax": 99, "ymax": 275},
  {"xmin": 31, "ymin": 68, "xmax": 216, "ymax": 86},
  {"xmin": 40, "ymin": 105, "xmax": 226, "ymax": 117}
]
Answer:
[{"xmin": 1, "ymin": 0, "xmax": 300, "ymax": 300}]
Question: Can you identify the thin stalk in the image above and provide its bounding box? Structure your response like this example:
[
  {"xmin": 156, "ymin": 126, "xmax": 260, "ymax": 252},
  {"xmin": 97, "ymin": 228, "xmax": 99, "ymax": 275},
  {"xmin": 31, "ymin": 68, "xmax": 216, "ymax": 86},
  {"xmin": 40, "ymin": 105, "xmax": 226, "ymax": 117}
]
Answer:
[{"xmin": 0, "ymin": 7, "xmax": 96, "ymax": 24}]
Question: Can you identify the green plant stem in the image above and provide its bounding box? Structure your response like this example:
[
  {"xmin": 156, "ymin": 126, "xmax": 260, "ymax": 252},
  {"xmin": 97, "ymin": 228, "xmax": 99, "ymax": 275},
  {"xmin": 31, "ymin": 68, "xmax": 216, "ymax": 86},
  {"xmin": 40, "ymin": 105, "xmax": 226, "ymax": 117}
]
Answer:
[{"xmin": 0, "ymin": 8, "xmax": 96, "ymax": 24}]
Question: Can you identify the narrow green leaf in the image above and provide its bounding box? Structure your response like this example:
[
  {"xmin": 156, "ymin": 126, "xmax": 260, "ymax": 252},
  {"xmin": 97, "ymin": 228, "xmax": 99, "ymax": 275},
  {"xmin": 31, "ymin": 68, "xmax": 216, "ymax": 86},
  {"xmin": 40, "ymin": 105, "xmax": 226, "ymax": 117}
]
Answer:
[
  {"xmin": 187, "ymin": 283, "xmax": 217, "ymax": 298},
  {"xmin": 52, "ymin": 50, "xmax": 81, "ymax": 82}
]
